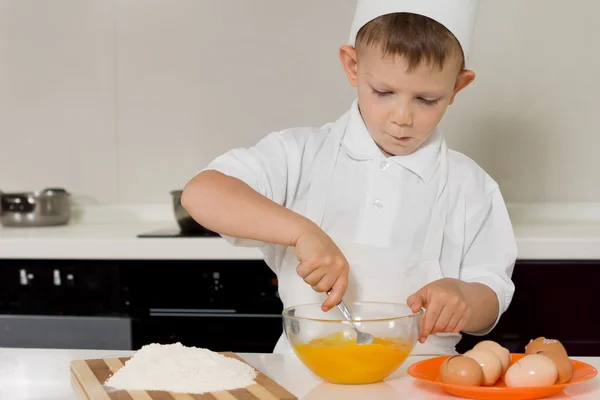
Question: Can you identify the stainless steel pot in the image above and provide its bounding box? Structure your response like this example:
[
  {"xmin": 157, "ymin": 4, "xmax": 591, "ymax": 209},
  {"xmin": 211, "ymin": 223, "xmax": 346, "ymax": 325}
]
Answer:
[
  {"xmin": 0, "ymin": 188, "xmax": 71, "ymax": 227},
  {"xmin": 170, "ymin": 190, "xmax": 213, "ymax": 234}
]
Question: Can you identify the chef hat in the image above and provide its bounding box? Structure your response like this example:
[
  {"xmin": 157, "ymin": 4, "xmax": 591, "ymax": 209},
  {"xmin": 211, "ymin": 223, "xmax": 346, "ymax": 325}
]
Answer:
[{"xmin": 348, "ymin": 0, "xmax": 480, "ymax": 64}]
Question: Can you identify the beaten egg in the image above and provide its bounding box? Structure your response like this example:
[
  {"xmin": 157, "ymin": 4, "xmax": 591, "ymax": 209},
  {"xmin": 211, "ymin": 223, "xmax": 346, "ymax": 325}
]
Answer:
[{"xmin": 293, "ymin": 332, "xmax": 412, "ymax": 385}]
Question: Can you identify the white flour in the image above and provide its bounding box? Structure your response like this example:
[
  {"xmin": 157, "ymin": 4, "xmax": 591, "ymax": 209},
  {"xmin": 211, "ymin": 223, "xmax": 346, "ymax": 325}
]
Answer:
[{"xmin": 104, "ymin": 342, "xmax": 257, "ymax": 394}]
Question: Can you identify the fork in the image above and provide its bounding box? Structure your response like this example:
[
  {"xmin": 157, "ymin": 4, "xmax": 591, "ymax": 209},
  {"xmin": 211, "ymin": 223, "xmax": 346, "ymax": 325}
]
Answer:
[{"xmin": 326, "ymin": 290, "xmax": 375, "ymax": 345}]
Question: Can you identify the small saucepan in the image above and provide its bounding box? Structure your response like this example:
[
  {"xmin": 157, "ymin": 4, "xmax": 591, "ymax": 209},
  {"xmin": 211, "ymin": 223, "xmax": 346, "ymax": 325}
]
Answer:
[{"xmin": 0, "ymin": 187, "xmax": 71, "ymax": 227}]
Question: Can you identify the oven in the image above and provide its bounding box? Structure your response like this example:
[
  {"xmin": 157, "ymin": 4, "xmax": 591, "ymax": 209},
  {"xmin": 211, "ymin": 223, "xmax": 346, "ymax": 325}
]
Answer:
[
  {"xmin": 0, "ymin": 258, "xmax": 283, "ymax": 352},
  {"xmin": 126, "ymin": 260, "xmax": 283, "ymax": 353},
  {"xmin": 0, "ymin": 260, "xmax": 131, "ymax": 349}
]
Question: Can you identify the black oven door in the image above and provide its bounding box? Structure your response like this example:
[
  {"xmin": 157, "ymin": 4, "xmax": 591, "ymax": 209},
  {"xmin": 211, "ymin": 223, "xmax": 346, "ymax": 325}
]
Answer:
[
  {"xmin": 133, "ymin": 310, "xmax": 282, "ymax": 352},
  {"xmin": 0, "ymin": 260, "xmax": 131, "ymax": 350},
  {"xmin": 127, "ymin": 260, "xmax": 283, "ymax": 352}
]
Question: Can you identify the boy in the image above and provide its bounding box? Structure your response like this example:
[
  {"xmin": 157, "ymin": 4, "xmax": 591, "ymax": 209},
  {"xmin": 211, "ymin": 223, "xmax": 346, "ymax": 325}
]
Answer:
[{"xmin": 182, "ymin": 0, "xmax": 517, "ymax": 355}]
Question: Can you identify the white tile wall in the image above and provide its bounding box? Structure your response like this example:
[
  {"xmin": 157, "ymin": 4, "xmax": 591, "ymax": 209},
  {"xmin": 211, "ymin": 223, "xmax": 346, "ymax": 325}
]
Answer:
[
  {"xmin": 0, "ymin": 0, "xmax": 118, "ymax": 204},
  {"xmin": 0, "ymin": 0, "xmax": 599, "ymax": 204},
  {"xmin": 441, "ymin": 0, "xmax": 600, "ymax": 202},
  {"xmin": 114, "ymin": 0, "xmax": 354, "ymax": 204}
]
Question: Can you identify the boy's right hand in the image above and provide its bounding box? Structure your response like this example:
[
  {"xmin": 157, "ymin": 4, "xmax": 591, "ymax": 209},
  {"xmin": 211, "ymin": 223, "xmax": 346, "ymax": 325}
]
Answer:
[{"xmin": 294, "ymin": 229, "xmax": 349, "ymax": 312}]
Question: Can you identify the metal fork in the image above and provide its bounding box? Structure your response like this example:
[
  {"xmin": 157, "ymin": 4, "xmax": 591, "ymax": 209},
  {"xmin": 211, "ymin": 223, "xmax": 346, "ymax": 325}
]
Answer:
[{"xmin": 327, "ymin": 290, "xmax": 375, "ymax": 345}]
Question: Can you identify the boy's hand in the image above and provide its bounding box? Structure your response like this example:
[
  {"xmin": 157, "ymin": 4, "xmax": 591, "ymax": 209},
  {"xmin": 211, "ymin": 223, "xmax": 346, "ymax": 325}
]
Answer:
[
  {"xmin": 294, "ymin": 229, "xmax": 349, "ymax": 312},
  {"xmin": 407, "ymin": 278, "xmax": 472, "ymax": 343}
]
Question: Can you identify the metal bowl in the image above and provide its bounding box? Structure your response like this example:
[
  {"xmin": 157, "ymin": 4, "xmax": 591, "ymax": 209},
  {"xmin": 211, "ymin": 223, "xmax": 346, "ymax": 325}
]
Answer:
[{"xmin": 170, "ymin": 190, "xmax": 215, "ymax": 235}]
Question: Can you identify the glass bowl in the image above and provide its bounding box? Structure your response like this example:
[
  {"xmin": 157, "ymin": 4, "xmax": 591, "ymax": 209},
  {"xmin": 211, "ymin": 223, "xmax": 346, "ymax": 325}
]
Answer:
[{"xmin": 282, "ymin": 302, "xmax": 423, "ymax": 385}]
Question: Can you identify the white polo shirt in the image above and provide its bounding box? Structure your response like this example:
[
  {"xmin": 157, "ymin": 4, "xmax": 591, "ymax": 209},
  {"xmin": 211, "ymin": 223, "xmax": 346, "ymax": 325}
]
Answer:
[{"xmin": 202, "ymin": 99, "xmax": 517, "ymax": 354}]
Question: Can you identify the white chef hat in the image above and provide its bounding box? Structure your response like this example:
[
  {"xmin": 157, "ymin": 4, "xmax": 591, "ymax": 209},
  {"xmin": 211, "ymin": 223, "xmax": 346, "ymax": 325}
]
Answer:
[{"xmin": 348, "ymin": 0, "xmax": 480, "ymax": 65}]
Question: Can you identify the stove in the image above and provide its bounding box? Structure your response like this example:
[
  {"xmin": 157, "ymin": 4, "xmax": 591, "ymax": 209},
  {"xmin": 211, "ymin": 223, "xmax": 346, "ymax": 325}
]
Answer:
[{"xmin": 136, "ymin": 228, "xmax": 220, "ymax": 238}]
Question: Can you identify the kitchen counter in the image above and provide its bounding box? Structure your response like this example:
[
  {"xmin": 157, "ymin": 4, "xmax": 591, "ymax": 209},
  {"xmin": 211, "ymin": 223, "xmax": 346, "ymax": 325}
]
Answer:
[
  {"xmin": 0, "ymin": 223, "xmax": 262, "ymax": 260},
  {"xmin": 0, "ymin": 347, "xmax": 598, "ymax": 400},
  {"xmin": 0, "ymin": 205, "xmax": 262, "ymax": 260},
  {"xmin": 2, "ymin": 203, "xmax": 600, "ymax": 260}
]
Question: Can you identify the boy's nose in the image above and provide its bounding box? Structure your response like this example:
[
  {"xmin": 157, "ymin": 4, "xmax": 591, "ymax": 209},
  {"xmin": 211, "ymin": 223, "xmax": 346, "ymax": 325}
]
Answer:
[{"xmin": 391, "ymin": 106, "xmax": 413, "ymax": 127}]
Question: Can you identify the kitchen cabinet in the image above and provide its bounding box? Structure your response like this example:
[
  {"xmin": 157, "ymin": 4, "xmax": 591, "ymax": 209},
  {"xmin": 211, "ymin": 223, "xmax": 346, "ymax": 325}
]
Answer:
[
  {"xmin": 0, "ymin": 260, "xmax": 131, "ymax": 349},
  {"xmin": 0, "ymin": 258, "xmax": 282, "ymax": 353},
  {"xmin": 0, "ymin": 260, "xmax": 128, "ymax": 316},
  {"xmin": 1, "ymin": 258, "xmax": 599, "ymax": 355},
  {"xmin": 125, "ymin": 259, "xmax": 283, "ymax": 353},
  {"xmin": 457, "ymin": 260, "xmax": 600, "ymax": 356}
]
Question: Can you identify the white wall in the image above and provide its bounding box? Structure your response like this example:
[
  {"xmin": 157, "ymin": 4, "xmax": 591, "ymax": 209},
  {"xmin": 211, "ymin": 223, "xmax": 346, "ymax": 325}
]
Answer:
[{"xmin": 0, "ymin": 0, "xmax": 598, "ymax": 205}]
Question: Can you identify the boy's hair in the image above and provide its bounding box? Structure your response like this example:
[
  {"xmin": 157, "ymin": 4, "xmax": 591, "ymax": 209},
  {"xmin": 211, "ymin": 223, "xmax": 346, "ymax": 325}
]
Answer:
[{"xmin": 355, "ymin": 12, "xmax": 465, "ymax": 72}]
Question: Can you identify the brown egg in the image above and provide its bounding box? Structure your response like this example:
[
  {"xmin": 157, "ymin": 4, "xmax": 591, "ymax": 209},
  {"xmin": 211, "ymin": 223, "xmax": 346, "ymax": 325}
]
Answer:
[
  {"xmin": 537, "ymin": 351, "xmax": 573, "ymax": 384},
  {"xmin": 439, "ymin": 355, "xmax": 484, "ymax": 386},
  {"xmin": 525, "ymin": 337, "xmax": 568, "ymax": 357},
  {"xmin": 464, "ymin": 349, "xmax": 503, "ymax": 386},
  {"xmin": 473, "ymin": 341, "xmax": 511, "ymax": 374},
  {"xmin": 504, "ymin": 354, "xmax": 558, "ymax": 387}
]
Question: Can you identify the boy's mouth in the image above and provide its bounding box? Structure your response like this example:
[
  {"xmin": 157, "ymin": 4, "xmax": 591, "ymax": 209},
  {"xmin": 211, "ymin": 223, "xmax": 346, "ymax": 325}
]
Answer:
[{"xmin": 386, "ymin": 132, "xmax": 412, "ymax": 143}]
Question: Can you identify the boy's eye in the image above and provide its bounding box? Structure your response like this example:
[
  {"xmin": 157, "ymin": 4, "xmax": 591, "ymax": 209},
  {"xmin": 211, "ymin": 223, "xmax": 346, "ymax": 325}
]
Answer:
[
  {"xmin": 372, "ymin": 88, "xmax": 393, "ymax": 98},
  {"xmin": 418, "ymin": 97, "xmax": 440, "ymax": 106}
]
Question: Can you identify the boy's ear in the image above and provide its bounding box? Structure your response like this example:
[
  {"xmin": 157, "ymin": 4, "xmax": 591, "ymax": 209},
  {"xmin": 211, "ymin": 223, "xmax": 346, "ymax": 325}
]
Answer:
[
  {"xmin": 339, "ymin": 45, "xmax": 358, "ymax": 87},
  {"xmin": 449, "ymin": 69, "xmax": 476, "ymax": 104}
]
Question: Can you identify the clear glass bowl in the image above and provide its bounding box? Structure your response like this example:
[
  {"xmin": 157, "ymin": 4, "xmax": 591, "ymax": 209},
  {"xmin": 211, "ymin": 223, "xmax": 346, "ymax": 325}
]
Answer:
[{"xmin": 282, "ymin": 302, "xmax": 423, "ymax": 385}]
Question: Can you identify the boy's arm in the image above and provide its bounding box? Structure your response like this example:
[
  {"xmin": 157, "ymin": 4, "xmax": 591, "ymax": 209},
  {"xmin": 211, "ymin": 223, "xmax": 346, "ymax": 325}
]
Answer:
[
  {"xmin": 183, "ymin": 131, "xmax": 294, "ymax": 245},
  {"xmin": 459, "ymin": 186, "xmax": 517, "ymax": 335},
  {"xmin": 457, "ymin": 280, "xmax": 499, "ymax": 333},
  {"xmin": 407, "ymin": 184, "xmax": 517, "ymax": 341},
  {"xmin": 182, "ymin": 170, "xmax": 314, "ymax": 246},
  {"xmin": 181, "ymin": 131, "xmax": 350, "ymax": 310}
]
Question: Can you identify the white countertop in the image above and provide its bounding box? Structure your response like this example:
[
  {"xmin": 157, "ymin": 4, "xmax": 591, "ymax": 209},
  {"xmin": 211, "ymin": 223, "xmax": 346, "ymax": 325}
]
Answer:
[
  {"xmin": 0, "ymin": 205, "xmax": 263, "ymax": 260},
  {"xmin": 0, "ymin": 347, "xmax": 598, "ymax": 400},
  {"xmin": 2, "ymin": 203, "xmax": 600, "ymax": 260},
  {"xmin": 0, "ymin": 223, "xmax": 262, "ymax": 260}
]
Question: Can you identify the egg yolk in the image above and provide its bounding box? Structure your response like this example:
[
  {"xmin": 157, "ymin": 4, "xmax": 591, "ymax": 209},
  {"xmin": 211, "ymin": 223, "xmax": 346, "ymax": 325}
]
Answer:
[{"xmin": 292, "ymin": 332, "xmax": 412, "ymax": 384}]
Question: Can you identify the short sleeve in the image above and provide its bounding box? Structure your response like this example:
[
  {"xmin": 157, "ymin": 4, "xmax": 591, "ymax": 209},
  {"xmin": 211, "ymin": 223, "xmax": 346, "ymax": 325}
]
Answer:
[
  {"xmin": 201, "ymin": 131, "xmax": 290, "ymax": 206},
  {"xmin": 199, "ymin": 131, "xmax": 303, "ymax": 252},
  {"xmin": 459, "ymin": 187, "xmax": 518, "ymax": 336}
]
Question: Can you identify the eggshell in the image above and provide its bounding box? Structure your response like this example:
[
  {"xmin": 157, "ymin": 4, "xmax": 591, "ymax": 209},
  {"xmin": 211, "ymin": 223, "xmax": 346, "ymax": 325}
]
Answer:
[
  {"xmin": 504, "ymin": 354, "xmax": 558, "ymax": 387},
  {"xmin": 538, "ymin": 351, "xmax": 573, "ymax": 384},
  {"xmin": 525, "ymin": 337, "xmax": 568, "ymax": 357},
  {"xmin": 473, "ymin": 341, "xmax": 511, "ymax": 373},
  {"xmin": 438, "ymin": 355, "xmax": 484, "ymax": 386},
  {"xmin": 463, "ymin": 349, "xmax": 503, "ymax": 386},
  {"xmin": 473, "ymin": 340, "xmax": 503, "ymax": 350}
]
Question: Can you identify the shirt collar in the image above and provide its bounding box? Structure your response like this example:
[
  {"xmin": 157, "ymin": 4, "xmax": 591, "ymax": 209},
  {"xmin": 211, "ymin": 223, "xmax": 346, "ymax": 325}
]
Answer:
[
  {"xmin": 341, "ymin": 99, "xmax": 443, "ymax": 184},
  {"xmin": 341, "ymin": 99, "xmax": 384, "ymax": 161}
]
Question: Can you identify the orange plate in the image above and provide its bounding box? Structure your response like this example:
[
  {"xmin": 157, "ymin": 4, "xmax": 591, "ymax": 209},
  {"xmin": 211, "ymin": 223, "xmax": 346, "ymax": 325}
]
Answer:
[{"xmin": 407, "ymin": 353, "xmax": 598, "ymax": 400}]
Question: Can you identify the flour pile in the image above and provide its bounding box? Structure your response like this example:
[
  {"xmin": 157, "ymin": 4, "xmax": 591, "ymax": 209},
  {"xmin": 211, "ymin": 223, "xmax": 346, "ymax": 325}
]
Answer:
[{"xmin": 105, "ymin": 342, "xmax": 257, "ymax": 394}]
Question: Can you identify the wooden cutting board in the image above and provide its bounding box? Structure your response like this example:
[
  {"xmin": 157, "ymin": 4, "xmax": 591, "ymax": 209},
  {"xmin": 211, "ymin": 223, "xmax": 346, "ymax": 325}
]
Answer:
[{"xmin": 71, "ymin": 352, "xmax": 297, "ymax": 400}]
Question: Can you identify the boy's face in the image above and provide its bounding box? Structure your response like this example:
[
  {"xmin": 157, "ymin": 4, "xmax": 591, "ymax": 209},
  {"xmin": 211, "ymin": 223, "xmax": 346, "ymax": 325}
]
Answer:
[{"xmin": 340, "ymin": 44, "xmax": 475, "ymax": 157}]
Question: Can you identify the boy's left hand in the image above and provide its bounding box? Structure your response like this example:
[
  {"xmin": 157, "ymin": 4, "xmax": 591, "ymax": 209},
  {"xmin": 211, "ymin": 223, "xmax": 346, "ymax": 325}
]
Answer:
[{"xmin": 407, "ymin": 278, "xmax": 472, "ymax": 343}]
